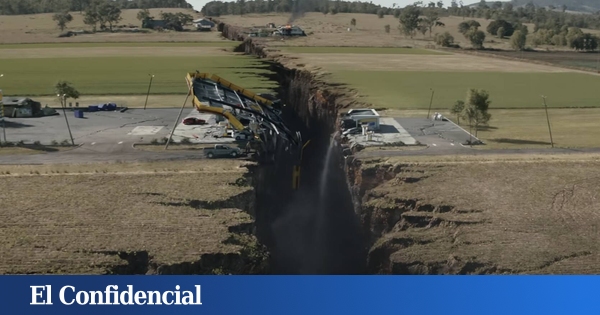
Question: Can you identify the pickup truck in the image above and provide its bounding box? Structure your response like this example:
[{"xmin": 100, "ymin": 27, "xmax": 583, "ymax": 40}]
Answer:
[{"xmin": 204, "ymin": 144, "xmax": 242, "ymax": 159}]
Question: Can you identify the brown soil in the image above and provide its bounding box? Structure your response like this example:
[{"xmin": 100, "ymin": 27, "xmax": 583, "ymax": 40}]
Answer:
[
  {"xmin": 0, "ymin": 160, "xmax": 265, "ymax": 274},
  {"xmin": 351, "ymin": 158, "xmax": 600, "ymax": 274}
]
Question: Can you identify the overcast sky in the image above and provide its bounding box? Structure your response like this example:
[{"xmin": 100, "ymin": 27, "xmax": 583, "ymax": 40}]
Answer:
[{"xmin": 187, "ymin": 0, "xmax": 451, "ymax": 11}]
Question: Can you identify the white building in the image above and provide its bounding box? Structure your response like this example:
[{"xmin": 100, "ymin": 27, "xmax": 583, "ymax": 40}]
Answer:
[{"xmin": 346, "ymin": 109, "xmax": 380, "ymax": 130}]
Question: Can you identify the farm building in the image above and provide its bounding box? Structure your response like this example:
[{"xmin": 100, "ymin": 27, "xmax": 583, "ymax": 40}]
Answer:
[
  {"xmin": 342, "ymin": 108, "xmax": 380, "ymax": 129},
  {"xmin": 0, "ymin": 97, "xmax": 56, "ymax": 118},
  {"xmin": 193, "ymin": 18, "xmax": 215, "ymax": 31}
]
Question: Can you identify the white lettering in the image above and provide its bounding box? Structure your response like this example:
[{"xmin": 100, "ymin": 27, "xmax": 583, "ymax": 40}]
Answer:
[
  {"xmin": 89, "ymin": 291, "xmax": 104, "ymax": 305},
  {"xmin": 105, "ymin": 285, "xmax": 118, "ymax": 305},
  {"xmin": 195, "ymin": 285, "xmax": 202, "ymax": 305},
  {"xmin": 30, "ymin": 286, "xmax": 48, "ymax": 305},
  {"xmin": 134, "ymin": 291, "xmax": 146, "ymax": 305},
  {"xmin": 59, "ymin": 286, "xmax": 75, "ymax": 305},
  {"xmin": 119, "ymin": 285, "xmax": 134, "ymax": 305},
  {"xmin": 182, "ymin": 291, "xmax": 193, "ymax": 305},
  {"xmin": 174, "ymin": 285, "xmax": 181, "ymax": 305},
  {"xmin": 162, "ymin": 291, "xmax": 173, "ymax": 305},
  {"xmin": 76, "ymin": 291, "xmax": 89, "ymax": 305},
  {"xmin": 147, "ymin": 291, "xmax": 161, "ymax": 305},
  {"xmin": 47, "ymin": 284, "xmax": 202, "ymax": 306},
  {"xmin": 46, "ymin": 285, "xmax": 53, "ymax": 305}
]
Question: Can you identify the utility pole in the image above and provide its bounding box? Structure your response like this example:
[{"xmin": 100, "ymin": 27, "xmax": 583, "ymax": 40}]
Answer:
[
  {"xmin": 541, "ymin": 95, "xmax": 554, "ymax": 148},
  {"xmin": 0, "ymin": 74, "xmax": 5, "ymax": 143},
  {"xmin": 144, "ymin": 74, "xmax": 155, "ymax": 110},
  {"xmin": 58, "ymin": 94, "xmax": 75, "ymax": 146},
  {"xmin": 426, "ymin": 88, "xmax": 435, "ymax": 119},
  {"xmin": 165, "ymin": 84, "xmax": 192, "ymax": 150}
]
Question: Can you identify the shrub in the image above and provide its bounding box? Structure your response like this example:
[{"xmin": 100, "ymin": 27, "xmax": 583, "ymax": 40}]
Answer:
[{"xmin": 434, "ymin": 32, "xmax": 455, "ymax": 47}]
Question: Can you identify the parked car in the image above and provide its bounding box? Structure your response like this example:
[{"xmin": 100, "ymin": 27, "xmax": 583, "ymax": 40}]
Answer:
[
  {"xmin": 204, "ymin": 144, "xmax": 242, "ymax": 159},
  {"xmin": 234, "ymin": 130, "xmax": 253, "ymax": 141},
  {"xmin": 183, "ymin": 117, "xmax": 206, "ymax": 125},
  {"xmin": 342, "ymin": 127, "xmax": 361, "ymax": 136}
]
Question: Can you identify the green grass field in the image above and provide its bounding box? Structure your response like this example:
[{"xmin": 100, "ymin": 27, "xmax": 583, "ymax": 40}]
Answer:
[
  {"xmin": 0, "ymin": 42, "xmax": 238, "ymax": 49},
  {"xmin": 281, "ymin": 47, "xmax": 447, "ymax": 54},
  {"xmin": 331, "ymin": 71, "xmax": 600, "ymax": 109},
  {"xmin": 0, "ymin": 56, "xmax": 276, "ymax": 95}
]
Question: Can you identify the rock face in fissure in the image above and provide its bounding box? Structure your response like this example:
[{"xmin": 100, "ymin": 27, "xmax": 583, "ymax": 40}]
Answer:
[{"xmin": 218, "ymin": 23, "xmax": 368, "ymax": 274}]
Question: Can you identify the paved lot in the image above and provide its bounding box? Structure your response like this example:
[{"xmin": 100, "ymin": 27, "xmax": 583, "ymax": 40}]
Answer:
[
  {"xmin": 1, "ymin": 108, "xmax": 234, "ymax": 148},
  {"xmin": 345, "ymin": 115, "xmax": 474, "ymax": 151},
  {"xmin": 394, "ymin": 117, "xmax": 476, "ymax": 148}
]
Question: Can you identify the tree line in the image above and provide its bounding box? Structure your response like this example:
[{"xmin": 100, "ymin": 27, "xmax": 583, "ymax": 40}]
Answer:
[
  {"xmin": 0, "ymin": 0, "xmax": 191, "ymax": 15},
  {"xmin": 201, "ymin": 0, "xmax": 387, "ymax": 17}
]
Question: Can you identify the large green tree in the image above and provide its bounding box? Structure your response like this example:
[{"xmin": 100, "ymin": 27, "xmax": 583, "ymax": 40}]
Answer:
[
  {"xmin": 510, "ymin": 30, "xmax": 527, "ymax": 50},
  {"xmin": 52, "ymin": 11, "xmax": 73, "ymax": 31},
  {"xmin": 463, "ymin": 89, "xmax": 491, "ymax": 137},
  {"xmin": 398, "ymin": 5, "xmax": 421, "ymax": 38},
  {"xmin": 97, "ymin": 1, "xmax": 122, "ymax": 32}
]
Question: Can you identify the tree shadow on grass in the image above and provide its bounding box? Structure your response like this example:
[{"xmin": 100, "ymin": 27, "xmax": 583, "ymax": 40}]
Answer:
[
  {"xmin": 489, "ymin": 138, "xmax": 552, "ymax": 145},
  {"xmin": 476, "ymin": 125, "xmax": 498, "ymax": 131}
]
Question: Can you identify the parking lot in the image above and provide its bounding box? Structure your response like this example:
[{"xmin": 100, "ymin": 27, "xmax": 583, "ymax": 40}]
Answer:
[
  {"xmin": 1, "ymin": 107, "xmax": 236, "ymax": 149},
  {"xmin": 344, "ymin": 115, "xmax": 475, "ymax": 149}
]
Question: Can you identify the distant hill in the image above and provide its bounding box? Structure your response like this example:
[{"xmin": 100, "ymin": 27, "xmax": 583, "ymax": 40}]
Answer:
[
  {"xmin": 511, "ymin": 0, "xmax": 600, "ymax": 13},
  {"xmin": 466, "ymin": 0, "xmax": 599, "ymax": 13}
]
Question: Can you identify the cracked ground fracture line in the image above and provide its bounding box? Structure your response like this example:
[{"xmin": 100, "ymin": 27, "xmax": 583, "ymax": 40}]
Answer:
[{"xmin": 73, "ymin": 117, "xmax": 164, "ymax": 140}]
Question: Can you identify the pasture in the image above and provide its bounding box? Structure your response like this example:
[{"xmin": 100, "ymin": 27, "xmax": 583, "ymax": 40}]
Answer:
[
  {"xmin": 330, "ymin": 71, "xmax": 600, "ymax": 109},
  {"xmin": 0, "ymin": 41, "xmax": 277, "ymax": 97}
]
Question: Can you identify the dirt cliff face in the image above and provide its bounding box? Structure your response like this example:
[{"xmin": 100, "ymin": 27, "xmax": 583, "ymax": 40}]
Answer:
[{"xmin": 216, "ymin": 22, "xmax": 370, "ymax": 274}]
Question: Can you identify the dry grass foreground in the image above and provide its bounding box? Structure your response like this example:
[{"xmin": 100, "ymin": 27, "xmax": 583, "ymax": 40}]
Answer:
[
  {"xmin": 0, "ymin": 8, "xmax": 211, "ymax": 44},
  {"xmin": 362, "ymin": 157, "xmax": 600, "ymax": 274},
  {"xmin": 0, "ymin": 160, "xmax": 257, "ymax": 274}
]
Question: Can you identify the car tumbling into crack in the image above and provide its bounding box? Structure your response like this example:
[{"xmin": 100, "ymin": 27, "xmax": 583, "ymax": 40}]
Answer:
[{"xmin": 186, "ymin": 72, "xmax": 310, "ymax": 189}]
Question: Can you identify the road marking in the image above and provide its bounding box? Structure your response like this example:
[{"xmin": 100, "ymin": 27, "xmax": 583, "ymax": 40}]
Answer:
[
  {"xmin": 118, "ymin": 141, "xmax": 123, "ymax": 145},
  {"xmin": 128, "ymin": 126, "xmax": 164, "ymax": 136},
  {"xmin": 451, "ymin": 143, "xmax": 455, "ymax": 146},
  {"xmin": 91, "ymin": 142, "xmax": 96, "ymax": 145}
]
